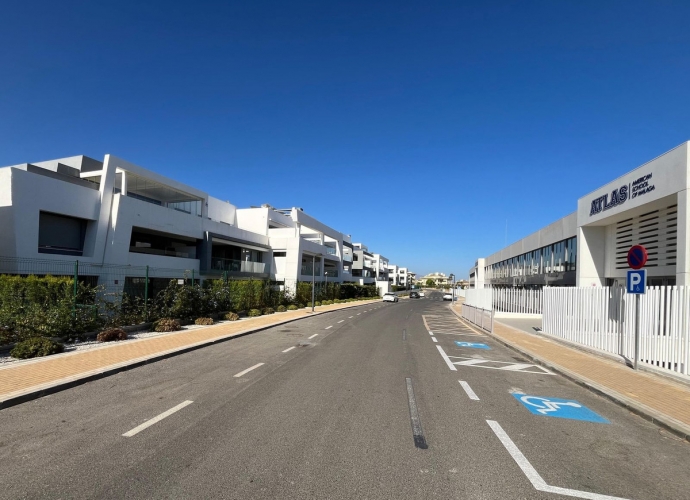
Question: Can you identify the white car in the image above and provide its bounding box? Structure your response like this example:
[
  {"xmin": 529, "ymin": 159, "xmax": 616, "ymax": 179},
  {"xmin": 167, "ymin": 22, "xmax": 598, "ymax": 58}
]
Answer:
[
  {"xmin": 382, "ymin": 292, "xmax": 399, "ymax": 303},
  {"xmin": 419, "ymin": 291, "xmax": 425, "ymax": 297},
  {"xmin": 442, "ymin": 293, "xmax": 453, "ymax": 301}
]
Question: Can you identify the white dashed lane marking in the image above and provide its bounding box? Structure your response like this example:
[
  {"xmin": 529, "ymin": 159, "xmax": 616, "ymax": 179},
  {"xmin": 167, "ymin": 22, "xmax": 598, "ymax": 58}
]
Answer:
[
  {"xmin": 308, "ymin": 334, "xmax": 319, "ymax": 339},
  {"xmin": 325, "ymin": 326, "xmax": 333, "ymax": 329},
  {"xmin": 122, "ymin": 401, "xmax": 193, "ymax": 437},
  {"xmin": 234, "ymin": 363, "xmax": 265, "ymax": 378},
  {"xmin": 282, "ymin": 346, "xmax": 296, "ymax": 353}
]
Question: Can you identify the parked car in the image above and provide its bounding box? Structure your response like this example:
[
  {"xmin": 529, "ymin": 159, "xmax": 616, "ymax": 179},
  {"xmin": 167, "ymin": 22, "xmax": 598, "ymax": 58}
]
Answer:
[
  {"xmin": 382, "ymin": 292, "xmax": 399, "ymax": 303},
  {"xmin": 442, "ymin": 293, "xmax": 453, "ymax": 301},
  {"xmin": 410, "ymin": 291, "xmax": 420, "ymax": 299},
  {"xmin": 419, "ymin": 291, "xmax": 425, "ymax": 297}
]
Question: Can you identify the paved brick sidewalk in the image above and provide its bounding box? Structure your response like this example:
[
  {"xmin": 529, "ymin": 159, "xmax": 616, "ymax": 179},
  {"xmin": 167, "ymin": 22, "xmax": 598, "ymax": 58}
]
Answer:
[
  {"xmin": 450, "ymin": 303, "xmax": 690, "ymax": 441},
  {"xmin": 0, "ymin": 300, "xmax": 381, "ymax": 408}
]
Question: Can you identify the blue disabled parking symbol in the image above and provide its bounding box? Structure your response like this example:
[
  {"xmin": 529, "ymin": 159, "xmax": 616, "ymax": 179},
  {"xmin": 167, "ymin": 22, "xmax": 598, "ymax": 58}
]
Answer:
[
  {"xmin": 513, "ymin": 394, "xmax": 609, "ymax": 423},
  {"xmin": 454, "ymin": 341, "xmax": 491, "ymax": 350}
]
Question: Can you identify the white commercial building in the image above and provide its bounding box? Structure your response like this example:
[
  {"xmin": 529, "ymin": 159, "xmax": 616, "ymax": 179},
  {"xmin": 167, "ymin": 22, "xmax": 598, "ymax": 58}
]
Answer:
[
  {"xmin": 472, "ymin": 142, "xmax": 690, "ymax": 288},
  {"xmin": 0, "ymin": 154, "xmax": 404, "ymax": 292}
]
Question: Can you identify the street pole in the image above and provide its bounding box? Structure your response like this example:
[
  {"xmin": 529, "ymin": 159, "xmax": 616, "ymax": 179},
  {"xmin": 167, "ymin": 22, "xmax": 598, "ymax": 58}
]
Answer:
[
  {"xmin": 325, "ymin": 271, "xmax": 328, "ymax": 300},
  {"xmin": 311, "ymin": 255, "xmax": 315, "ymax": 312},
  {"xmin": 634, "ymin": 294, "xmax": 640, "ymax": 370}
]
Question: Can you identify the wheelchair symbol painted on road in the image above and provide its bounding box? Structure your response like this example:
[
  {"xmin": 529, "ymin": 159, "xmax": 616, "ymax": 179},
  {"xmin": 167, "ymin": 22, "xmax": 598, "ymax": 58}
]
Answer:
[
  {"xmin": 454, "ymin": 341, "xmax": 491, "ymax": 350},
  {"xmin": 513, "ymin": 394, "xmax": 609, "ymax": 423}
]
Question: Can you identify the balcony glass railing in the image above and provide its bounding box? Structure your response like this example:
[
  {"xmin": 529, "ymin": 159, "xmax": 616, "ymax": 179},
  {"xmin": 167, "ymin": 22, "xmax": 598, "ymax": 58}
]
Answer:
[
  {"xmin": 324, "ymin": 270, "xmax": 339, "ymax": 278},
  {"xmin": 326, "ymin": 247, "xmax": 337, "ymax": 255},
  {"xmin": 301, "ymin": 264, "xmax": 322, "ymax": 276},
  {"xmin": 211, "ymin": 258, "xmax": 266, "ymax": 274}
]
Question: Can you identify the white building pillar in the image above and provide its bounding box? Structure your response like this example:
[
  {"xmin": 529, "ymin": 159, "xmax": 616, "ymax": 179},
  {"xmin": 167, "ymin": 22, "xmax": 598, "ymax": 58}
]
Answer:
[
  {"xmin": 576, "ymin": 226, "xmax": 606, "ymax": 287},
  {"xmin": 677, "ymin": 188, "xmax": 690, "ymax": 286}
]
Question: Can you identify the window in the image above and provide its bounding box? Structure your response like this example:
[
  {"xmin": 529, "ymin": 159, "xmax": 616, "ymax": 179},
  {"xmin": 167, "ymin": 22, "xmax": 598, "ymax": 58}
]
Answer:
[
  {"xmin": 38, "ymin": 212, "xmax": 88, "ymax": 256},
  {"xmin": 129, "ymin": 228, "xmax": 198, "ymax": 259},
  {"xmin": 273, "ymin": 251, "xmax": 287, "ymax": 257}
]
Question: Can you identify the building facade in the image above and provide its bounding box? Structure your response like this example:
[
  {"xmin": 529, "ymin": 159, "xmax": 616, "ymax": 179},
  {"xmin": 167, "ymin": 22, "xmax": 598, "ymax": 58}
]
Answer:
[{"xmin": 472, "ymin": 142, "xmax": 690, "ymax": 289}]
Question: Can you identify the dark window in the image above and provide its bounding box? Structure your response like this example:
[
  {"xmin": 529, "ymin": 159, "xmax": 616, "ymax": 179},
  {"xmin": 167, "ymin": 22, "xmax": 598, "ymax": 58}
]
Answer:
[
  {"xmin": 38, "ymin": 212, "xmax": 88, "ymax": 256},
  {"xmin": 273, "ymin": 251, "xmax": 287, "ymax": 257},
  {"xmin": 129, "ymin": 227, "xmax": 198, "ymax": 259}
]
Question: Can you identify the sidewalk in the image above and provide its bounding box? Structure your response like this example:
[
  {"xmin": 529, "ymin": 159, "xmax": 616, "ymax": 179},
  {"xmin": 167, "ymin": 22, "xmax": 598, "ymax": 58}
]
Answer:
[
  {"xmin": 0, "ymin": 300, "xmax": 380, "ymax": 410},
  {"xmin": 450, "ymin": 303, "xmax": 690, "ymax": 442}
]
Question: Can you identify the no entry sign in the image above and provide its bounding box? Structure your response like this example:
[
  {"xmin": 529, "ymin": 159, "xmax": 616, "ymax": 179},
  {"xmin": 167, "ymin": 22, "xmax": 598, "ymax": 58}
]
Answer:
[{"xmin": 627, "ymin": 245, "xmax": 648, "ymax": 270}]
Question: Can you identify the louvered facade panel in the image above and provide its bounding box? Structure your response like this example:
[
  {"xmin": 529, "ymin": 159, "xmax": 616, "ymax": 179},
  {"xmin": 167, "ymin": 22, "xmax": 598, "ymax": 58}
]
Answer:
[{"xmin": 614, "ymin": 204, "xmax": 677, "ymax": 270}]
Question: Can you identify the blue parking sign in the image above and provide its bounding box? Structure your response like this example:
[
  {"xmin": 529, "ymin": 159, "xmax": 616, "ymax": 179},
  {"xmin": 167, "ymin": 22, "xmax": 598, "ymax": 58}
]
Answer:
[
  {"xmin": 513, "ymin": 394, "xmax": 609, "ymax": 423},
  {"xmin": 626, "ymin": 269, "xmax": 647, "ymax": 294}
]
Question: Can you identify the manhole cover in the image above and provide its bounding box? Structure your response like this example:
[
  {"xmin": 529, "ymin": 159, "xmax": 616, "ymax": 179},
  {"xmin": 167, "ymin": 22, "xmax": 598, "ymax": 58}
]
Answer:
[{"xmin": 280, "ymin": 329, "xmax": 293, "ymax": 332}]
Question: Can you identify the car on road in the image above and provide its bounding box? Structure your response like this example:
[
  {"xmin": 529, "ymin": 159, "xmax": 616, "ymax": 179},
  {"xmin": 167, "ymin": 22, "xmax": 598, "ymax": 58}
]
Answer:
[
  {"xmin": 442, "ymin": 293, "xmax": 453, "ymax": 301},
  {"xmin": 409, "ymin": 291, "xmax": 420, "ymax": 299},
  {"xmin": 419, "ymin": 291, "xmax": 425, "ymax": 297},
  {"xmin": 382, "ymin": 292, "xmax": 399, "ymax": 303}
]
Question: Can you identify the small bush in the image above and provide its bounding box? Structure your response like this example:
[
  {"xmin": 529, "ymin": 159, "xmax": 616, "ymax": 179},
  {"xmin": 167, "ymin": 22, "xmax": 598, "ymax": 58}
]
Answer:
[
  {"xmin": 263, "ymin": 307, "xmax": 275, "ymax": 315},
  {"xmin": 97, "ymin": 328, "xmax": 128, "ymax": 342},
  {"xmin": 287, "ymin": 305, "xmax": 298, "ymax": 311},
  {"xmin": 334, "ymin": 299, "xmax": 341, "ymax": 304},
  {"xmin": 154, "ymin": 318, "xmax": 182, "ymax": 332},
  {"xmin": 10, "ymin": 337, "xmax": 64, "ymax": 359},
  {"xmin": 297, "ymin": 303, "xmax": 306, "ymax": 309},
  {"xmin": 314, "ymin": 301, "xmax": 321, "ymax": 307},
  {"xmin": 248, "ymin": 309, "xmax": 262, "ymax": 317},
  {"xmin": 276, "ymin": 305, "xmax": 287, "ymax": 312},
  {"xmin": 224, "ymin": 312, "xmax": 240, "ymax": 321},
  {"xmin": 195, "ymin": 317, "xmax": 214, "ymax": 325}
]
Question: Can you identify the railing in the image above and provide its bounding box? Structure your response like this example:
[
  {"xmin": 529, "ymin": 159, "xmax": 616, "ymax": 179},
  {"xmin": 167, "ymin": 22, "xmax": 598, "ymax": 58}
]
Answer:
[
  {"xmin": 324, "ymin": 270, "xmax": 339, "ymax": 278},
  {"xmin": 493, "ymin": 288, "xmax": 542, "ymax": 314},
  {"xmin": 462, "ymin": 304, "xmax": 493, "ymax": 332},
  {"xmin": 465, "ymin": 289, "xmax": 493, "ymax": 310},
  {"xmin": 543, "ymin": 286, "xmax": 690, "ymax": 377},
  {"xmin": 325, "ymin": 247, "xmax": 337, "ymax": 255},
  {"xmin": 301, "ymin": 265, "xmax": 322, "ymax": 276},
  {"xmin": 211, "ymin": 258, "xmax": 266, "ymax": 274}
]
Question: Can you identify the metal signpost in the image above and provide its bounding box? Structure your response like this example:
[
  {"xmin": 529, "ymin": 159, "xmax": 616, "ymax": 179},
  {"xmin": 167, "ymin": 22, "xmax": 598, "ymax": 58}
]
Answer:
[{"xmin": 626, "ymin": 245, "xmax": 648, "ymax": 370}]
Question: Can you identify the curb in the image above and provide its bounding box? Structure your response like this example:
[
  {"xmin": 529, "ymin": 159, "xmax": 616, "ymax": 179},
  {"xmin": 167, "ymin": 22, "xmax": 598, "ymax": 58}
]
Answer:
[
  {"xmin": 0, "ymin": 300, "xmax": 381, "ymax": 411},
  {"xmin": 448, "ymin": 305, "xmax": 690, "ymax": 443}
]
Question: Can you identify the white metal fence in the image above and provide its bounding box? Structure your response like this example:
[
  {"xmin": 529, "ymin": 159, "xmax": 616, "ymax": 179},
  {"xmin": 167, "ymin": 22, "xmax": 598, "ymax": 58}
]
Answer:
[
  {"xmin": 492, "ymin": 288, "xmax": 542, "ymax": 314},
  {"xmin": 465, "ymin": 289, "xmax": 493, "ymax": 310},
  {"xmin": 462, "ymin": 304, "xmax": 493, "ymax": 332},
  {"xmin": 543, "ymin": 286, "xmax": 690, "ymax": 377}
]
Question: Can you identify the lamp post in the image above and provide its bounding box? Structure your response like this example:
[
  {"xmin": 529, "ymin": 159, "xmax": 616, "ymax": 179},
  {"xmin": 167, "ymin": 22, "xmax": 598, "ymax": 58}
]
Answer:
[{"xmin": 325, "ymin": 271, "xmax": 329, "ymax": 301}]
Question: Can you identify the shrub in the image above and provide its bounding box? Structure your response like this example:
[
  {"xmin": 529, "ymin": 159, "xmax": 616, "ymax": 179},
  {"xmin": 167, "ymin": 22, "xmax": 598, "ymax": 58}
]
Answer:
[
  {"xmin": 97, "ymin": 327, "xmax": 128, "ymax": 342},
  {"xmin": 263, "ymin": 307, "xmax": 275, "ymax": 315},
  {"xmin": 224, "ymin": 312, "xmax": 240, "ymax": 321},
  {"xmin": 10, "ymin": 337, "xmax": 64, "ymax": 359},
  {"xmin": 276, "ymin": 305, "xmax": 287, "ymax": 312},
  {"xmin": 153, "ymin": 318, "xmax": 182, "ymax": 332},
  {"xmin": 297, "ymin": 303, "xmax": 306, "ymax": 309},
  {"xmin": 248, "ymin": 309, "xmax": 262, "ymax": 317},
  {"xmin": 322, "ymin": 300, "xmax": 331, "ymax": 305},
  {"xmin": 333, "ymin": 299, "xmax": 341, "ymax": 304},
  {"xmin": 195, "ymin": 317, "xmax": 214, "ymax": 325},
  {"xmin": 287, "ymin": 304, "xmax": 298, "ymax": 311},
  {"xmin": 314, "ymin": 301, "xmax": 321, "ymax": 307}
]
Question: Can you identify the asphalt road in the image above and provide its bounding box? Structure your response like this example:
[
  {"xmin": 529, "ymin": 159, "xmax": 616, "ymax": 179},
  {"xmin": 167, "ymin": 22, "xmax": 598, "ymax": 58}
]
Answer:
[{"xmin": 0, "ymin": 292, "xmax": 689, "ymax": 499}]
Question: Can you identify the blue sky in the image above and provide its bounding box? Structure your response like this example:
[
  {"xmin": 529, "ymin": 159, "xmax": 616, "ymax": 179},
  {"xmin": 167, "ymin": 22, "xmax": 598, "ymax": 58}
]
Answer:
[{"xmin": 2, "ymin": 1, "xmax": 689, "ymax": 277}]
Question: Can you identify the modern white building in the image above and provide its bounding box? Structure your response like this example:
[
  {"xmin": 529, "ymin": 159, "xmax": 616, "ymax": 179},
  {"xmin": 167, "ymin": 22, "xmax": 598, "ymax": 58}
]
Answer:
[
  {"xmin": 472, "ymin": 141, "xmax": 690, "ymax": 288},
  {"xmin": 0, "ymin": 154, "xmax": 406, "ymax": 293},
  {"xmin": 387, "ymin": 264, "xmax": 410, "ymax": 287}
]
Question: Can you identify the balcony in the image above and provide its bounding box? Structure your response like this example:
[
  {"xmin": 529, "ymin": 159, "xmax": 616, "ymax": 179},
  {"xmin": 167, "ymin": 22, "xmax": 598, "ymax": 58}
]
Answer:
[
  {"xmin": 324, "ymin": 270, "xmax": 339, "ymax": 278},
  {"xmin": 325, "ymin": 247, "xmax": 337, "ymax": 256},
  {"xmin": 301, "ymin": 264, "xmax": 322, "ymax": 276},
  {"xmin": 211, "ymin": 258, "xmax": 266, "ymax": 274}
]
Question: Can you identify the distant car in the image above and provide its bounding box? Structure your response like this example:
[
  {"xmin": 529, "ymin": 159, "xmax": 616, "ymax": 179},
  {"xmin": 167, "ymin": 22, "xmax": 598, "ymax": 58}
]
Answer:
[
  {"xmin": 419, "ymin": 291, "xmax": 425, "ymax": 297},
  {"xmin": 410, "ymin": 291, "xmax": 420, "ymax": 299},
  {"xmin": 442, "ymin": 293, "xmax": 453, "ymax": 301},
  {"xmin": 382, "ymin": 292, "xmax": 399, "ymax": 303}
]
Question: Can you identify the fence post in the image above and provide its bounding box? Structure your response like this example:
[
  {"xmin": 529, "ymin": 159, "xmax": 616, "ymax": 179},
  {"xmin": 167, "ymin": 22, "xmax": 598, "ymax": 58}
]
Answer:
[
  {"xmin": 144, "ymin": 265, "xmax": 149, "ymax": 320},
  {"xmin": 72, "ymin": 260, "xmax": 78, "ymax": 320},
  {"xmin": 192, "ymin": 269, "xmax": 195, "ymax": 284}
]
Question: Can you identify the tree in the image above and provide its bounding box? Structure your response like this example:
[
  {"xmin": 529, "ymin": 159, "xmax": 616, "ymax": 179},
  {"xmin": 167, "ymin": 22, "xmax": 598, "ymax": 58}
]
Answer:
[{"xmin": 425, "ymin": 278, "xmax": 435, "ymax": 287}]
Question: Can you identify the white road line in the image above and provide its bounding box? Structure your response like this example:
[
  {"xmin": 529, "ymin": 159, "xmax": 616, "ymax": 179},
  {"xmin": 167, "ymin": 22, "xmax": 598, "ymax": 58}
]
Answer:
[
  {"xmin": 308, "ymin": 334, "xmax": 319, "ymax": 339},
  {"xmin": 436, "ymin": 346, "xmax": 457, "ymax": 371},
  {"xmin": 337, "ymin": 320, "xmax": 344, "ymax": 323},
  {"xmin": 357, "ymin": 313, "xmax": 361, "ymax": 315},
  {"xmin": 428, "ymin": 331, "xmax": 434, "ymax": 335},
  {"xmin": 122, "ymin": 401, "xmax": 193, "ymax": 437},
  {"xmin": 325, "ymin": 325, "xmax": 333, "ymax": 329},
  {"xmin": 349, "ymin": 316, "xmax": 353, "ymax": 318},
  {"xmin": 282, "ymin": 346, "xmax": 296, "ymax": 353},
  {"xmin": 431, "ymin": 337, "xmax": 438, "ymax": 343},
  {"xmin": 459, "ymin": 381, "xmax": 480, "ymax": 400},
  {"xmin": 487, "ymin": 420, "xmax": 629, "ymax": 500},
  {"xmin": 233, "ymin": 363, "xmax": 265, "ymax": 378}
]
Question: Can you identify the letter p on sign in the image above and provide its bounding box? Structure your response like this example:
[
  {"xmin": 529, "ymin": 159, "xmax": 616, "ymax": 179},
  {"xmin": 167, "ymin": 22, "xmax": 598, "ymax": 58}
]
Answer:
[{"xmin": 626, "ymin": 269, "xmax": 646, "ymax": 294}]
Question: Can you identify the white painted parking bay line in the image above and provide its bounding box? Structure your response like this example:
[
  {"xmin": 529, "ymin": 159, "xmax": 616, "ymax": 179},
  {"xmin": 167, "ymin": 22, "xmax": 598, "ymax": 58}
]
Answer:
[
  {"xmin": 436, "ymin": 346, "xmax": 457, "ymax": 371},
  {"xmin": 357, "ymin": 313, "xmax": 361, "ymax": 315},
  {"xmin": 308, "ymin": 334, "xmax": 319, "ymax": 339},
  {"xmin": 487, "ymin": 420, "xmax": 629, "ymax": 500},
  {"xmin": 123, "ymin": 401, "xmax": 193, "ymax": 437},
  {"xmin": 459, "ymin": 381, "xmax": 479, "ymax": 401},
  {"xmin": 325, "ymin": 325, "xmax": 333, "ymax": 329},
  {"xmin": 431, "ymin": 337, "xmax": 438, "ymax": 343},
  {"xmin": 337, "ymin": 320, "xmax": 344, "ymax": 323},
  {"xmin": 282, "ymin": 346, "xmax": 296, "ymax": 353},
  {"xmin": 349, "ymin": 316, "xmax": 353, "ymax": 318},
  {"xmin": 428, "ymin": 331, "xmax": 434, "ymax": 335},
  {"xmin": 234, "ymin": 363, "xmax": 265, "ymax": 378}
]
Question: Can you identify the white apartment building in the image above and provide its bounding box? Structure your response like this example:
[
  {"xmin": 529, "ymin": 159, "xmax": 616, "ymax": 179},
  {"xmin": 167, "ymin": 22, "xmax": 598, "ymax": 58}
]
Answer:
[
  {"xmin": 472, "ymin": 141, "xmax": 690, "ymax": 288},
  {"xmin": 0, "ymin": 154, "xmax": 389, "ymax": 292},
  {"xmin": 386, "ymin": 265, "xmax": 410, "ymax": 287}
]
